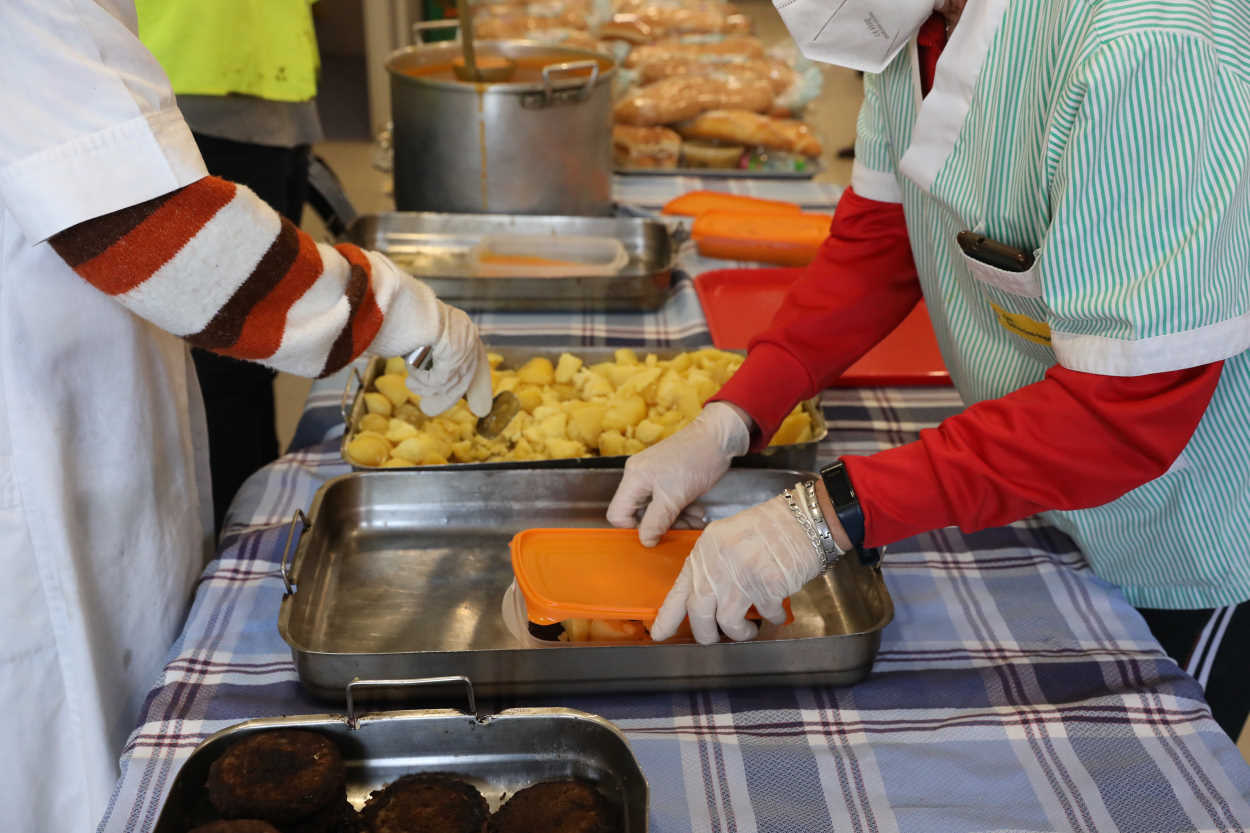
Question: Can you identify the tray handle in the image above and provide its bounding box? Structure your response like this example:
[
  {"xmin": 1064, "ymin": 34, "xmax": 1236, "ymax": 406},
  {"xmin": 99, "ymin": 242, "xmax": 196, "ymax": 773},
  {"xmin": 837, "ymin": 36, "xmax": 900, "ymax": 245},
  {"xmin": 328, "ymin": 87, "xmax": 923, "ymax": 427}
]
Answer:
[
  {"xmin": 346, "ymin": 676, "xmax": 478, "ymax": 728},
  {"xmin": 340, "ymin": 365, "xmax": 365, "ymax": 427},
  {"xmin": 280, "ymin": 509, "xmax": 310, "ymax": 595}
]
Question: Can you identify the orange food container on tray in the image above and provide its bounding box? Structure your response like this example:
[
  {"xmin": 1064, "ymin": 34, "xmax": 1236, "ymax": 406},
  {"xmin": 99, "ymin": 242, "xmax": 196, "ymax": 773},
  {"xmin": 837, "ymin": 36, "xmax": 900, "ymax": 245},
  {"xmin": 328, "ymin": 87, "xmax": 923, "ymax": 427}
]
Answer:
[
  {"xmin": 509, "ymin": 528, "xmax": 792, "ymax": 630},
  {"xmin": 510, "ymin": 528, "xmax": 700, "ymax": 625}
]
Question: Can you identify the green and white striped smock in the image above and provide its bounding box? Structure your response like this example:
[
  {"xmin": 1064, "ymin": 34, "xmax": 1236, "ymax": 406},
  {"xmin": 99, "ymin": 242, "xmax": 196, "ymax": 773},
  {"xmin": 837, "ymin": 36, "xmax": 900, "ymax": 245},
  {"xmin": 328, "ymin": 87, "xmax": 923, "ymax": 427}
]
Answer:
[{"xmin": 852, "ymin": 0, "xmax": 1250, "ymax": 609}]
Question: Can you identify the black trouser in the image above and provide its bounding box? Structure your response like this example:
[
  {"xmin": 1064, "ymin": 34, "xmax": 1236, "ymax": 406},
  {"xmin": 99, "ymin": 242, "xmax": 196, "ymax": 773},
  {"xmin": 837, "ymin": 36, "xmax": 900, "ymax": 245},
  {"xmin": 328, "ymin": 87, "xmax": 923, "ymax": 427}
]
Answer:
[
  {"xmin": 191, "ymin": 134, "xmax": 312, "ymax": 534},
  {"xmin": 1138, "ymin": 601, "xmax": 1250, "ymax": 740}
]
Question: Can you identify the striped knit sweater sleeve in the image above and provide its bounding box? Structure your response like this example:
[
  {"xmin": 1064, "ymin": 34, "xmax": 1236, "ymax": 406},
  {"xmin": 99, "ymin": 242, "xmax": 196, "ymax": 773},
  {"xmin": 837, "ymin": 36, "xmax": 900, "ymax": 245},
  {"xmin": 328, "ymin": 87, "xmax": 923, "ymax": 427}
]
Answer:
[{"xmin": 47, "ymin": 175, "xmax": 442, "ymax": 378}]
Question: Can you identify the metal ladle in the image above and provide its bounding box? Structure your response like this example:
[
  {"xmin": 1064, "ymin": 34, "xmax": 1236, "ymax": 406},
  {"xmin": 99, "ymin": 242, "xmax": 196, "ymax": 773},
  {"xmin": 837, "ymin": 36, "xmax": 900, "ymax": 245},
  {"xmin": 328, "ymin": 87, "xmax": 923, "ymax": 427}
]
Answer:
[{"xmin": 452, "ymin": 0, "xmax": 516, "ymax": 83}]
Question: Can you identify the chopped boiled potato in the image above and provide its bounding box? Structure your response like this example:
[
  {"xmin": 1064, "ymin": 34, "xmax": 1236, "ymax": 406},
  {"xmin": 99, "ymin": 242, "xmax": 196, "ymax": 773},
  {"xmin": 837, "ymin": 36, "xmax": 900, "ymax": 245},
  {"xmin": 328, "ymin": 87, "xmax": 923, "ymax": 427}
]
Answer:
[
  {"xmin": 580, "ymin": 371, "xmax": 614, "ymax": 399},
  {"xmin": 345, "ymin": 432, "xmax": 390, "ymax": 466},
  {"xmin": 385, "ymin": 418, "xmax": 420, "ymax": 443},
  {"xmin": 363, "ymin": 392, "xmax": 393, "ymax": 417},
  {"xmin": 394, "ymin": 402, "xmax": 425, "ymax": 427},
  {"xmin": 770, "ymin": 409, "xmax": 813, "ymax": 446},
  {"xmin": 567, "ymin": 403, "xmax": 607, "ymax": 448},
  {"xmin": 546, "ymin": 438, "xmax": 587, "ymax": 459},
  {"xmin": 352, "ymin": 351, "xmax": 811, "ymax": 467},
  {"xmin": 347, "ymin": 430, "xmax": 390, "ymax": 462},
  {"xmin": 617, "ymin": 366, "xmax": 662, "ymax": 398},
  {"xmin": 598, "ymin": 429, "xmax": 628, "ymax": 457},
  {"xmin": 551, "ymin": 382, "xmax": 578, "ymax": 401},
  {"xmin": 358, "ymin": 412, "xmax": 389, "ymax": 434},
  {"xmin": 602, "ymin": 362, "xmax": 642, "ymax": 390},
  {"xmin": 635, "ymin": 419, "xmax": 664, "ymax": 445},
  {"xmin": 602, "ymin": 394, "xmax": 648, "ymax": 432},
  {"xmin": 554, "ymin": 352, "xmax": 584, "ymax": 383},
  {"xmin": 561, "ymin": 618, "xmax": 591, "ymax": 642},
  {"xmin": 515, "ymin": 385, "xmax": 544, "ymax": 413},
  {"xmin": 587, "ymin": 618, "xmax": 647, "ymax": 641},
  {"xmin": 675, "ymin": 389, "xmax": 703, "ymax": 420},
  {"xmin": 539, "ymin": 412, "xmax": 569, "ymax": 441},
  {"xmin": 517, "ymin": 357, "xmax": 555, "ymax": 385},
  {"xmin": 375, "ymin": 373, "xmax": 411, "ymax": 407}
]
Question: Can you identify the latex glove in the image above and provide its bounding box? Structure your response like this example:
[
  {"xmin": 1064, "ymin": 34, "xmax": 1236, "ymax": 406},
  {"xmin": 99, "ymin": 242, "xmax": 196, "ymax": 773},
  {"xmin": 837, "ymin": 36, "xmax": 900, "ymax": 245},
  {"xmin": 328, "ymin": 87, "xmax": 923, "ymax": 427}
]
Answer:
[
  {"xmin": 606, "ymin": 402, "xmax": 751, "ymax": 546},
  {"xmin": 651, "ymin": 494, "xmax": 823, "ymax": 644},
  {"xmin": 406, "ymin": 302, "xmax": 493, "ymax": 417}
]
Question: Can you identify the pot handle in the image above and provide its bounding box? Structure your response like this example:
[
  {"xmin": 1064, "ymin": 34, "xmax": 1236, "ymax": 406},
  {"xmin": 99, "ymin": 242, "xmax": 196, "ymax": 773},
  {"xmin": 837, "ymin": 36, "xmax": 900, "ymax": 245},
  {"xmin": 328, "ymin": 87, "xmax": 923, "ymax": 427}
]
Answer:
[
  {"xmin": 345, "ymin": 676, "xmax": 478, "ymax": 728},
  {"xmin": 412, "ymin": 19, "xmax": 460, "ymax": 44},
  {"xmin": 541, "ymin": 60, "xmax": 600, "ymax": 103}
]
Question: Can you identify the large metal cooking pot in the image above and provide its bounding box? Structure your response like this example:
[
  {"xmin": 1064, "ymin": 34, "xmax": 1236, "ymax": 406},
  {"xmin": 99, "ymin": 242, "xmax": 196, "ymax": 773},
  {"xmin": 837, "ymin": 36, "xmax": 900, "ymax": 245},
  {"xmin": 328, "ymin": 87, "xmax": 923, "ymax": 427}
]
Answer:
[{"xmin": 387, "ymin": 27, "xmax": 616, "ymax": 215}]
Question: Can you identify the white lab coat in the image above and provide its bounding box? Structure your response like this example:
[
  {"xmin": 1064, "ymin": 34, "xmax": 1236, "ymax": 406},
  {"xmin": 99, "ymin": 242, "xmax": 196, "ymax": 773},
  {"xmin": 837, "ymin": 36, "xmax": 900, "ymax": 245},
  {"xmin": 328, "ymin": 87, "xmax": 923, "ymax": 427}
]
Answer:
[{"xmin": 0, "ymin": 2, "xmax": 213, "ymax": 830}]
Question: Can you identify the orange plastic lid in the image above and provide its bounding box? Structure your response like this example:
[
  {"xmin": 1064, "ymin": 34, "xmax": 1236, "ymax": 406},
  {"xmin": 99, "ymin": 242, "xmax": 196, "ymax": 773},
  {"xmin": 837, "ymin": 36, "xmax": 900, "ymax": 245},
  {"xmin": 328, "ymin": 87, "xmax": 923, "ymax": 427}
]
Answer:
[
  {"xmin": 510, "ymin": 528, "xmax": 794, "ymax": 627},
  {"xmin": 510, "ymin": 528, "xmax": 700, "ymax": 625}
]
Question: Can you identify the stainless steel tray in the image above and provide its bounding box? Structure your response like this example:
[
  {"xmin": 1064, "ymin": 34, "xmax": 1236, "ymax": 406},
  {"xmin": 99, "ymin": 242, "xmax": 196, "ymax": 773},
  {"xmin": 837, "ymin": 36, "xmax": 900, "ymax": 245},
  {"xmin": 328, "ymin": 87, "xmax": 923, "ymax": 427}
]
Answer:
[
  {"xmin": 341, "ymin": 212, "xmax": 677, "ymax": 311},
  {"xmin": 154, "ymin": 677, "xmax": 648, "ymax": 832},
  {"xmin": 341, "ymin": 350, "xmax": 827, "ymax": 472},
  {"xmin": 279, "ymin": 469, "xmax": 893, "ymax": 700}
]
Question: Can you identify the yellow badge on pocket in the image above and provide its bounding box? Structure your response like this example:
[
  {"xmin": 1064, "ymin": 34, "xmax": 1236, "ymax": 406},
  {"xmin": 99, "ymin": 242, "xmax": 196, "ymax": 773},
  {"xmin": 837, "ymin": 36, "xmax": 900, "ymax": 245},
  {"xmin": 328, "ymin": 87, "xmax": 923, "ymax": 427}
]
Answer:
[{"xmin": 989, "ymin": 302, "xmax": 1051, "ymax": 346}]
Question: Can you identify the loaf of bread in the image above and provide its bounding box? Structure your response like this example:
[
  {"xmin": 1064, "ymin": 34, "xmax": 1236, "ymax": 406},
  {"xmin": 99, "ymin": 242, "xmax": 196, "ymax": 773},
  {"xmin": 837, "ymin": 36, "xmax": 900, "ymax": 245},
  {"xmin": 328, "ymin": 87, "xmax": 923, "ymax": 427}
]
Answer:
[
  {"xmin": 637, "ymin": 56, "xmax": 797, "ymax": 94},
  {"xmin": 598, "ymin": 14, "xmax": 654, "ymax": 44},
  {"xmin": 612, "ymin": 0, "xmax": 750, "ymax": 37},
  {"xmin": 613, "ymin": 74, "xmax": 774, "ymax": 126},
  {"xmin": 675, "ymin": 108, "xmax": 823, "ymax": 157},
  {"xmin": 624, "ymin": 35, "xmax": 766, "ymax": 67},
  {"xmin": 613, "ymin": 124, "xmax": 682, "ymax": 168}
]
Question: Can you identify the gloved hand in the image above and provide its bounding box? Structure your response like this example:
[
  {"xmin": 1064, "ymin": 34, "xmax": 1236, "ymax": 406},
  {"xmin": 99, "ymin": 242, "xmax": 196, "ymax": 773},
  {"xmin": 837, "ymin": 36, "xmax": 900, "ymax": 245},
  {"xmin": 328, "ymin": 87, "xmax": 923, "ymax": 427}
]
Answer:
[
  {"xmin": 650, "ymin": 494, "xmax": 823, "ymax": 644},
  {"xmin": 406, "ymin": 302, "xmax": 493, "ymax": 417},
  {"xmin": 606, "ymin": 402, "xmax": 751, "ymax": 546}
]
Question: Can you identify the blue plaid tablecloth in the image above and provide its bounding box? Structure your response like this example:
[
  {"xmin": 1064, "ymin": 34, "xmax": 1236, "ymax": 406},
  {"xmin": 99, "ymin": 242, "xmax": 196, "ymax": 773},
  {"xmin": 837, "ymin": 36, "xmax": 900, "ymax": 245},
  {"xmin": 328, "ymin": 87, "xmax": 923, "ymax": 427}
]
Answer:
[{"xmin": 99, "ymin": 176, "xmax": 1250, "ymax": 833}]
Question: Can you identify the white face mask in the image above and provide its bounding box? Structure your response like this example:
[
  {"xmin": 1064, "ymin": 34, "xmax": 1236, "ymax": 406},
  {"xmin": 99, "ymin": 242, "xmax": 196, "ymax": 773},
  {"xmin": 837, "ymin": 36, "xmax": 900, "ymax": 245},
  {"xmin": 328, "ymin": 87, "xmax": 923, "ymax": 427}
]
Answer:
[{"xmin": 772, "ymin": 0, "xmax": 937, "ymax": 73}]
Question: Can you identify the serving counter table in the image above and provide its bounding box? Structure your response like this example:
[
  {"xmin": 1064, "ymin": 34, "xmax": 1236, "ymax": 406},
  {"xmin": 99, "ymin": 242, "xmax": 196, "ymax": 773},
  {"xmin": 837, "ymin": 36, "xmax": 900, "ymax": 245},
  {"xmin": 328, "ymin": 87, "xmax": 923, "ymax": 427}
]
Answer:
[{"xmin": 99, "ymin": 177, "xmax": 1250, "ymax": 833}]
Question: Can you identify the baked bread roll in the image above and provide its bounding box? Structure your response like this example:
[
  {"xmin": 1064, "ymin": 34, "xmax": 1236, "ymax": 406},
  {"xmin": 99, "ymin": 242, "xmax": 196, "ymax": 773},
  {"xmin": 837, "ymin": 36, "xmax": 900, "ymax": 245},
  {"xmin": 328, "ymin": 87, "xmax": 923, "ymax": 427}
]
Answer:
[
  {"xmin": 637, "ymin": 56, "xmax": 797, "ymax": 93},
  {"xmin": 613, "ymin": 75, "xmax": 774, "ymax": 126},
  {"xmin": 612, "ymin": 0, "xmax": 750, "ymax": 38},
  {"xmin": 624, "ymin": 35, "xmax": 766, "ymax": 67},
  {"xmin": 679, "ymin": 140, "xmax": 744, "ymax": 168},
  {"xmin": 598, "ymin": 14, "xmax": 654, "ymax": 44},
  {"xmin": 613, "ymin": 124, "xmax": 681, "ymax": 168},
  {"xmin": 675, "ymin": 109, "xmax": 823, "ymax": 157}
]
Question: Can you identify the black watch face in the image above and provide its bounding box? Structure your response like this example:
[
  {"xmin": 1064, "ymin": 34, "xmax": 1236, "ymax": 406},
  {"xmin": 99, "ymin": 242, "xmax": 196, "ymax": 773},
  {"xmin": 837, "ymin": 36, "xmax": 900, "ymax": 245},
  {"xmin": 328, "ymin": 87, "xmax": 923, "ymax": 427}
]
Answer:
[{"xmin": 821, "ymin": 463, "xmax": 854, "ymax": 508}]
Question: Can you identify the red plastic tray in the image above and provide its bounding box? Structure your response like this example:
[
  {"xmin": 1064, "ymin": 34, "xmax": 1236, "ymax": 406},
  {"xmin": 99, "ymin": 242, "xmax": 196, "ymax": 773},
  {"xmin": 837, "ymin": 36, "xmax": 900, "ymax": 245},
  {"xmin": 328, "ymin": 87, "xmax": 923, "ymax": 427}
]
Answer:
[{"xmin": 693, "ymin": 268, "xmax": 951, "ymax": 387}]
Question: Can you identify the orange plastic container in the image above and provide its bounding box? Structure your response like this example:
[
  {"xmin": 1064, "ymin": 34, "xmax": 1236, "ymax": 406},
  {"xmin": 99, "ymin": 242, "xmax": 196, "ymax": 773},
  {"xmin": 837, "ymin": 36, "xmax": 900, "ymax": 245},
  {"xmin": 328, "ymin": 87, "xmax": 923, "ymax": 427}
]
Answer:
[
  {"xmin": 510, "ymin": 528, "xmax": 793, "ymax": 628},
  {"xmin": 510, "ymin": 528, "xmax": 700, "ymax": 625}
]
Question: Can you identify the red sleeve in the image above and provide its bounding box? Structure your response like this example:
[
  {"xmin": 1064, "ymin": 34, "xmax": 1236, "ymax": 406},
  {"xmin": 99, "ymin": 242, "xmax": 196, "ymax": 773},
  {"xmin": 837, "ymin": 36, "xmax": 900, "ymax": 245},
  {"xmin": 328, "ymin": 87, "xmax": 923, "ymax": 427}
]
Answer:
[
  {"xmin": 844, "ymin": 361, "xmax": 1224, "ymax": 547},
  {"xmin": 711, "ymin": 187, "xmax": 922, "ymax": 447}
]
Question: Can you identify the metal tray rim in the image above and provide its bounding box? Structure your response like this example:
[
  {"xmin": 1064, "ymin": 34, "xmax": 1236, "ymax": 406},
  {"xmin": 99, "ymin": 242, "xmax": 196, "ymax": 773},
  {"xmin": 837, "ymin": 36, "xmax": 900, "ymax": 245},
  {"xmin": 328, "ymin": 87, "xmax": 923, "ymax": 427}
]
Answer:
[
  {"xmin": 343, "ymin": 211, "xmax": 679, "ymax": 282},
  {"xmin": 157, "ymin": 699, "xmax": 649, "ymax": 833},
  {"xmin": 278, "ymin": 469, "xmax": 893, "ymax": 660}
]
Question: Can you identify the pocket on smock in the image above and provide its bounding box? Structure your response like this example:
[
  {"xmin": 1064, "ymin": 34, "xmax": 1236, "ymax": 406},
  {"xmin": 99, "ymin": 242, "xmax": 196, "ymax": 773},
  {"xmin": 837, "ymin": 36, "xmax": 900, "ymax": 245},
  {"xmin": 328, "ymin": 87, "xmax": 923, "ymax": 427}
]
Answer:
[{"xmin": 957, "ymin": 248, "xmax": 1056, "ymax": 361}]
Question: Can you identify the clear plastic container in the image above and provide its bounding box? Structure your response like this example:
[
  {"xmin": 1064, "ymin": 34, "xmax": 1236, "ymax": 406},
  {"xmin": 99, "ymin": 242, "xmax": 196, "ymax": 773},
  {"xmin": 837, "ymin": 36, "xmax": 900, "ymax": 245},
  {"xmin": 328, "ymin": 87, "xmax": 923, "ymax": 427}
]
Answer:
[{"xmin": 469, "ymin": 234, "xmax": 629, "ymax": 277}]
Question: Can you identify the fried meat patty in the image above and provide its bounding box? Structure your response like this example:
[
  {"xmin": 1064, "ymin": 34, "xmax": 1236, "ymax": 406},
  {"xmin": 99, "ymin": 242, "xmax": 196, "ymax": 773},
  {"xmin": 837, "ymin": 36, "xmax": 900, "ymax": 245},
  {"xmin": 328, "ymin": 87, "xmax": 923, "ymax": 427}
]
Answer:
[
  {"xmin": 207, "ymin": 730, "xmax": 346, "ymax": 823},
  {"xmin": 361, "ymin": 773, "xmax": 488, "ymax": 833},
  {"xmin": 487, "ymin": 780, "xmax": 616, "ymax": 833}
]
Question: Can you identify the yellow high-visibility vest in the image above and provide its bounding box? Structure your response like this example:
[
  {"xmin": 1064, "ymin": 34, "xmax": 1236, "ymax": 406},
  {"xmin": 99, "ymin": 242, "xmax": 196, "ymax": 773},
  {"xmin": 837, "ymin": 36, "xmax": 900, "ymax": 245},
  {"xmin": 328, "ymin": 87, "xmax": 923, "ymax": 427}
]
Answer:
[{"xmin": 135, "ymin": 0, "xmax": 320, "ymax": 102}]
